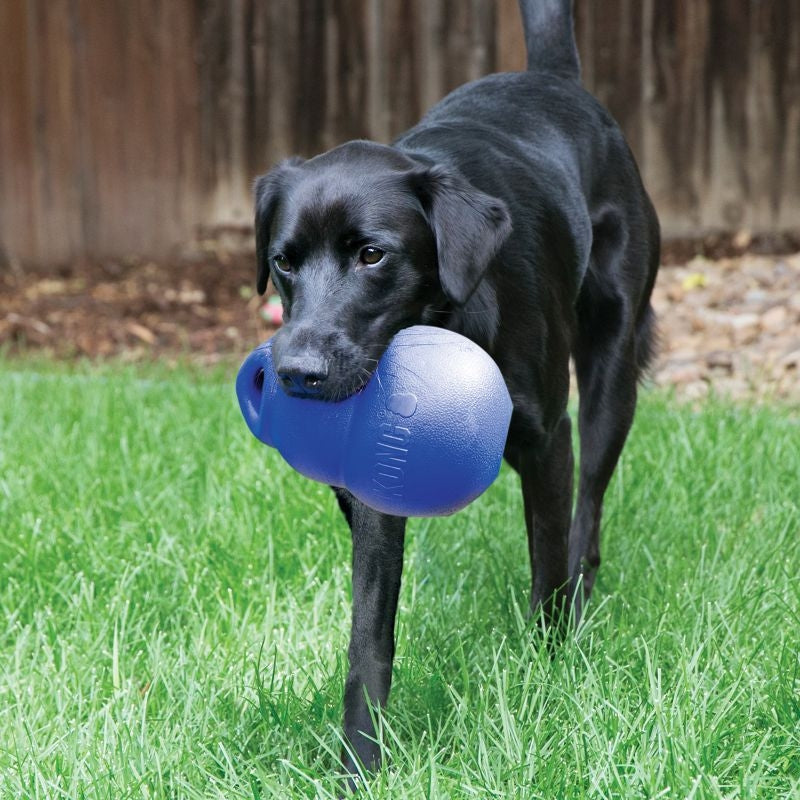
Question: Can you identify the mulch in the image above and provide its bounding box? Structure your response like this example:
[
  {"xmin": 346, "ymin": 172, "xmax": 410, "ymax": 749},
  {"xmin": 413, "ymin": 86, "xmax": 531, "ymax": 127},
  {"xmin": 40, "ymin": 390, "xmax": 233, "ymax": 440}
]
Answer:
[
  {"xmin": 1, "ymin": 250, "xmax": 262, "ymax": 365},
  {"xmin": 2, "ymin": 237, "xmax": 799, "ymax": 402}
]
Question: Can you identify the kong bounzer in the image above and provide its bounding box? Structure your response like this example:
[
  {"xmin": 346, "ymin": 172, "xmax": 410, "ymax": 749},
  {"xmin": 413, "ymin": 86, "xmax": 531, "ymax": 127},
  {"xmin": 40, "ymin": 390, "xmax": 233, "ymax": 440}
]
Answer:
[{"xmin": 236, "ymin": 325, "xmax": 513, "ymax": 517}]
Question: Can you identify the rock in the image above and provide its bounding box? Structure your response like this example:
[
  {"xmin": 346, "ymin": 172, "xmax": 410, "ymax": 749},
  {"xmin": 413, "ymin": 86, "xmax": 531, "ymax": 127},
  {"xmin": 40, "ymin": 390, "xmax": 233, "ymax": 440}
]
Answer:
[
  {"xmin": 690, "ymin": 315, "xmax": 707, "ymax": 332},
  {"xmin": 744, "ymin": 289, "xmax": 769, "ymax": 306},
  {"xmin": 761, "ymin": 305, "xmax": 789, "ymax": 332},
  {"xmin": 704, "ymin": 335, "xmax": 734, "ymax": 352},
  {"xmin": 725, "ymin": 314, "xmax": 760, "ymax": 345},
  {"xmin": 659, "ymin": 362, "xmax": 705, "ymax": 385},
  {"xmin": 715, "ymin": 377, "xmax": 751, "ymax": 400},
  {"xmin": 667, "ymin": 335, "xmax": 704, "ymax": 355},
  {"xmin": 706, "ymin": 351, "xmax": 734, "ymax": 372},
  {"xmin": 683, "ymin": 380, "xmax": 709, "ymax": 400},
  {"xmin": 729, "ymin": 312, "xmax": 761, "ymax": 330},
  {"xmin": 780, "ymin": 349, "xmax": 800, "ymax": 370},
  {"xmin": 666, "ymin": 283, "xmax": 685, "ymax": 303}
]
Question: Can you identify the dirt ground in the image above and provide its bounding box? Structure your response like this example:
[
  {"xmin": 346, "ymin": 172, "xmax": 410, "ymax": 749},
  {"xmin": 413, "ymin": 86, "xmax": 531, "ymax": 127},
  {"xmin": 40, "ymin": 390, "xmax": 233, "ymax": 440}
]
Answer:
[{"xmin": 2, "ymin": 236, "xmax": 799, "ymax": 403}]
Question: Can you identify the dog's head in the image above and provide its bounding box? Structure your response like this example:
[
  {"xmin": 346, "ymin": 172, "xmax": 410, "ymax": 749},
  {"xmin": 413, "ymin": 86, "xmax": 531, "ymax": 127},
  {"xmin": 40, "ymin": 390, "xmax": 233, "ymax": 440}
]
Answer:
[{"xmin": 254, "ymin": 141, "xmax": 511, "ymax": 399}]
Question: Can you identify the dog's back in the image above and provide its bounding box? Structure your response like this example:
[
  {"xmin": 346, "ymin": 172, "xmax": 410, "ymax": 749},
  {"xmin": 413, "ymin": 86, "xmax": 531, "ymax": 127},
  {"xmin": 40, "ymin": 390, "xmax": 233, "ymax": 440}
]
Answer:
[{"xmin": 395, "ymin": 1, "xmax": 659, "ymax": 369}]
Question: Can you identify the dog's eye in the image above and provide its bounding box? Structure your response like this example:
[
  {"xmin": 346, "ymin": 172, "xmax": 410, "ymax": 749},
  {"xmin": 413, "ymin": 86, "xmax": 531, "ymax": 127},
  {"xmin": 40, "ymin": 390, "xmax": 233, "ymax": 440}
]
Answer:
[
  {"xmin": 359, "ymin": 246, "xmax": 385, "ymax": 266},
  {"xmin": 272, "ymin": 254, "xmax": 291, "ymax": 273}
]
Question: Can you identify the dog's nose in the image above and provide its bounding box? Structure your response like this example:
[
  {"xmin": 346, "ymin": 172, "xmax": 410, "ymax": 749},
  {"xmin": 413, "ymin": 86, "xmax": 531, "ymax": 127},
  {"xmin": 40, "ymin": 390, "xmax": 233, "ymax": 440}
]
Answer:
[{"xmin": 276, "ymin": 355, "xmax": 329, "ymax": 396}]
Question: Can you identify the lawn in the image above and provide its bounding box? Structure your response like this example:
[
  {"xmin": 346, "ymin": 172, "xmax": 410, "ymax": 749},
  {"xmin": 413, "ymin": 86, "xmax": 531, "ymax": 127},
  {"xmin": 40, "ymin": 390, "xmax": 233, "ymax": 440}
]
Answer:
[{"xmin": 1, "ymin": 361, "xmax": 798, "ymax": 799}]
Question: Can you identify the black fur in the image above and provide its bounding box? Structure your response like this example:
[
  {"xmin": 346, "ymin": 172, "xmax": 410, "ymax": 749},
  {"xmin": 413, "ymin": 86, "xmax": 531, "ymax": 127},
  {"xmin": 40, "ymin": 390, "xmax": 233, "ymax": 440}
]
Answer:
[{"xmin": 253, "ymin": 0, "xmax": 659, "ymax": 786}]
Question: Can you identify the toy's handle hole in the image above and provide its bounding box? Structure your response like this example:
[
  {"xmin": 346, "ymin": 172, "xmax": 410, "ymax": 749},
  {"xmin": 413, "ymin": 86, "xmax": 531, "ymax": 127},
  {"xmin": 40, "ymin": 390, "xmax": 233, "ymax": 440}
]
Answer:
[{"xmin": 254, "ymin": 368, "xmax": 265, "ymax": 392}]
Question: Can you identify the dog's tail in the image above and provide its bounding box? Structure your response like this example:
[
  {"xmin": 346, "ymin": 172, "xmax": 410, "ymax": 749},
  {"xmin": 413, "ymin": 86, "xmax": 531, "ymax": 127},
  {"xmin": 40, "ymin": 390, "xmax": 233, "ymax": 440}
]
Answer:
[{"xmin": 517, "ymin": 0, "xmax": 581, "ymax": 81}]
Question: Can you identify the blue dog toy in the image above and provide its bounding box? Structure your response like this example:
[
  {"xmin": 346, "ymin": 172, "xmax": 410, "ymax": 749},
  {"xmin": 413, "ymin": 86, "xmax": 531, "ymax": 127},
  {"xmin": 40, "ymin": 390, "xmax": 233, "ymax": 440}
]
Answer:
[{"xmin": 236, "ymin": 325, "xmax": 513, "ymax": 516}]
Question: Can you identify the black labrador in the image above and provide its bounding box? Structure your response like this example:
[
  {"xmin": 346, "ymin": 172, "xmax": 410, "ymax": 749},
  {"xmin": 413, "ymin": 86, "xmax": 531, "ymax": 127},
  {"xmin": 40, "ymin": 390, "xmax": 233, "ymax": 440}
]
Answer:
[{"xmin": 253, "ymin": 0, "xmax": 659, "ymax": 784}]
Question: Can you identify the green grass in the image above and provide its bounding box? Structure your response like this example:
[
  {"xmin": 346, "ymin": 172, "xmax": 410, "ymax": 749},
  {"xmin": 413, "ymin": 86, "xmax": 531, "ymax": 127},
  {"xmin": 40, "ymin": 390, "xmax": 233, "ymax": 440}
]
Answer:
[{"xmin": 1, "ymin": 361, "xmax": 798, "ymax": 799}]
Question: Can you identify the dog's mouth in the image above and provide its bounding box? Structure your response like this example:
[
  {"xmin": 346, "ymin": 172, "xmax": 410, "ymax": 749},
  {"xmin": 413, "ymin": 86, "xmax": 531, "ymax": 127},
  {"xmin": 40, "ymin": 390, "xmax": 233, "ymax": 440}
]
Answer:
[
  {"xmin": 334, "ymin": 365, "xmax": 379, "ymax": 401},
  {"xmin": 329, "ymin": 351, "xmax": 389, "ymax": 402},
  {"xmin": 272, "ymin": 325, "xmax": 391, "ymax": 402},
  {"xmin": 329, "ymin": 340, "xmax": 391, "ymax": 401},
  {"xmin": 278, "ymin": 360, "xmax": 380, "ymax": 403}
]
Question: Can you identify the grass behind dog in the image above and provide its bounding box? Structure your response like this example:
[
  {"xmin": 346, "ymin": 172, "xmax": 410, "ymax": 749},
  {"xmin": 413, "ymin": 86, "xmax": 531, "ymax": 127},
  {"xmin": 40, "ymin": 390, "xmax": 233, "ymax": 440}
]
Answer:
[{"xmin": 1, "ymin": 362, "xmax": 798, "ymax": 799}]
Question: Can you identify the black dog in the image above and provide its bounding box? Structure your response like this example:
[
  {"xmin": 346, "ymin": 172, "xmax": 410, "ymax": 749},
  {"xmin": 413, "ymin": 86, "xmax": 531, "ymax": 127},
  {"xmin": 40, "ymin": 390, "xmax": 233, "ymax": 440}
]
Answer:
[{"xmin": 253, "ymin": 0, "xmax": 659, "ymax": 784}]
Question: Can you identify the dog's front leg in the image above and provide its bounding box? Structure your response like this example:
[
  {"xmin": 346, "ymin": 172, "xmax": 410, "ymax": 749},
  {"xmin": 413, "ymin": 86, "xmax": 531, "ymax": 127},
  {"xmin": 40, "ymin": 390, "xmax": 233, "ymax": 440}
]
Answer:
[
  {"xmin": 334, "ymin": 489, "xmax": 406, "ymax": 785},
  {"xmin": 515, "ymin": 415, "xmax": 574, "ymax": 626}
]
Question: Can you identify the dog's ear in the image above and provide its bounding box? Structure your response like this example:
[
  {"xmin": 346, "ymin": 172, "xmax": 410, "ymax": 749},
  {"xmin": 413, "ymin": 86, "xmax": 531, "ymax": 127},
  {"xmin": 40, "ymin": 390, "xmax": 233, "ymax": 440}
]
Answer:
[
  {"xmin": 254, "ymin": 157, "xmax": 304, "ymax": 295},
  {"xmin": 412, "ymin": 166, "xmax": 512, "ymax": 305}
]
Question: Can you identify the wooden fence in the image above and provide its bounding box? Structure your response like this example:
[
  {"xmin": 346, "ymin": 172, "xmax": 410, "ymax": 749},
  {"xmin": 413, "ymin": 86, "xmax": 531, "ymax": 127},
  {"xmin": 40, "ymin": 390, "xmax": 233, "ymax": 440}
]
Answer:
[{"xmin": 1, "ymin": 0, "xmax": 798, "ymax": 267}]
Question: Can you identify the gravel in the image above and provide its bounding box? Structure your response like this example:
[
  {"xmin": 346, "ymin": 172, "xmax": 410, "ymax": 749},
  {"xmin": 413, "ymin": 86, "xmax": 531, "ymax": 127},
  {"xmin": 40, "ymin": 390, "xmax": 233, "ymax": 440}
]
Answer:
[{"xmin": 2, "ymin": 247, "xmax": 799, "ymax": 403}]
